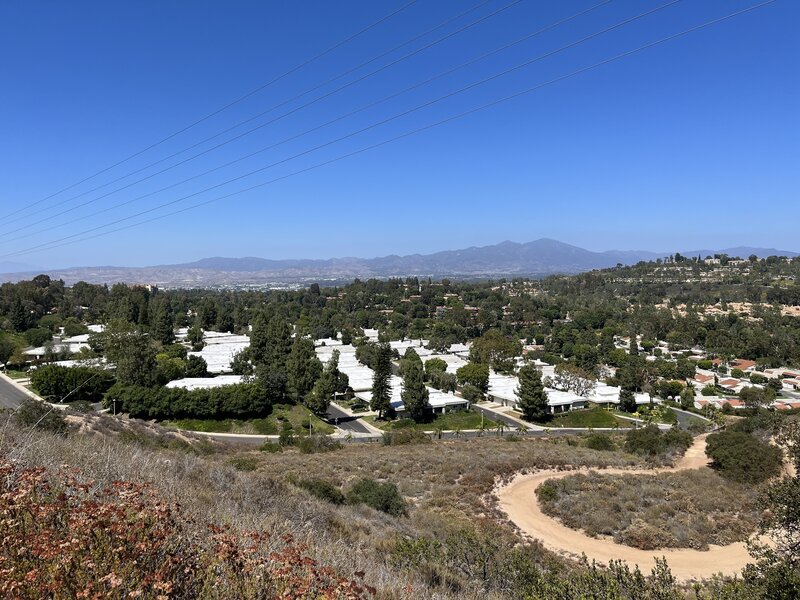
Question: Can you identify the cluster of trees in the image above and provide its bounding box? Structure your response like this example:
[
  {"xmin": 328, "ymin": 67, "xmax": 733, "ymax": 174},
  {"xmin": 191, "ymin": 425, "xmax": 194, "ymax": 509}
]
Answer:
[
  {"xmin": 110, "ymin": 382, "xmax": 271, "ymax": 420},
  {"xmin": 30, "ymin": 365, "xmax": 114, "ymax": 403}
]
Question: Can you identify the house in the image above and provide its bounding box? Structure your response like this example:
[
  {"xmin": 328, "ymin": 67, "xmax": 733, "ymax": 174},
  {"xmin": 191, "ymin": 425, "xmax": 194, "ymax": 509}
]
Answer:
[
  {"xmin": 166, "ymin": 375, "xmax": 243, "ymax": 390},
  {"xmin": 694, "ymin": 373, "xmax": 714, "ymax": 385},
  {"xmin": 730, "ymin": 359, "xmax": 757, "ymax": 372}
]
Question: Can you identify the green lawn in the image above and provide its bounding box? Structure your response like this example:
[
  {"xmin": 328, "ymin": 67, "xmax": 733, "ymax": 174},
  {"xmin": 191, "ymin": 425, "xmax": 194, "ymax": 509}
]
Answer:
[
  {"xmin": 546, "ymin": 407, "xmax": 634, "ymax": 429},
  {"xmin": 615, "ymin": 405, "xmax": 678, "ymax": 425},
  {"xmin": 367, "ymin": 410, "xmax": 497, "ymax": 432},
  {"xmin": 3, "ymin": 370, "xmax": 28, "ymax": 380},
  {"xmin": 165, "ymin": 404, "xmax": 334, "ymax": 436}
]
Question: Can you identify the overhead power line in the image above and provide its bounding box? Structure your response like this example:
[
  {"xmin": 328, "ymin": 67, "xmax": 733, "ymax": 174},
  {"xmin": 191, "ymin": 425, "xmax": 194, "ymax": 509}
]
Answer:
[
  {"xmin": 1, "ymin": 0, "xmax": 516, "ymax": 230},
  {"xmin": 1, "ymin": 0, "xmax": 614, "ymax": 245},
  {"xmin": 0, "ymin": 0, "xmax": 420, "ymax": 220},
  {"xmin": 1, "ymin": 0, "xmax": 777, "ymax": 260},
  {"xmin": 2, "ymin": 0, "xmax": 684, "ymax": 254}
]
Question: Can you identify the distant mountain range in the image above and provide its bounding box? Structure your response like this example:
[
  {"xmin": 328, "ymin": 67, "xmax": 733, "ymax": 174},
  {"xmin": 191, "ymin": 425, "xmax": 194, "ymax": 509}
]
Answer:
[{"xmin": 1, "ymin": 239, "xmax": 797, "ymax": 287}]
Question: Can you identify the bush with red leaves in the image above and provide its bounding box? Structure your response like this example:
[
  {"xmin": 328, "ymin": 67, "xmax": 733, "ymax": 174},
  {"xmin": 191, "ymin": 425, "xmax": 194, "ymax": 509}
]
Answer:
[{"xmin": 0, "ymin": 457, "xmax": 374, "ymax": 599}]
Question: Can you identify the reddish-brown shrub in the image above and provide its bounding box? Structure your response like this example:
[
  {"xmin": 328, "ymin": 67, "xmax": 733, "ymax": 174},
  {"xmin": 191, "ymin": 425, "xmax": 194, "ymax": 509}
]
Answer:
[{"xmin": 0, "ymin": 456, "xmax": 373, "ymax": 599}]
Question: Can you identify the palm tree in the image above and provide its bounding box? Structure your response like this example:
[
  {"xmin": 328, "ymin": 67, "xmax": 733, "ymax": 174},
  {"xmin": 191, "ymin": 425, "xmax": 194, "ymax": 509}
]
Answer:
[
  {"xmin": 518, "ymin": 423, "xmax": 528, "ymax": 436},
  {"xmin": 496, "ymin": 422, "xmax": 506, "ymax": 437}
]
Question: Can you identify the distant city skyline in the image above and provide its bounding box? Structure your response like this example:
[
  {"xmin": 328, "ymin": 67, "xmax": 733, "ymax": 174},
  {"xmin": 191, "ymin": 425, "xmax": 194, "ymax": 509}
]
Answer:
[{"xmin": 1, "ymin": 0, "xmax": 797, "ymax": 267}]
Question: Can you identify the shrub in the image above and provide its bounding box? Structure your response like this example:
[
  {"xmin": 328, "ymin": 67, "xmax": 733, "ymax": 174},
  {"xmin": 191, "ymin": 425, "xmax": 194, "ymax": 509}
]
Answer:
[
  {"xmin": 381, "ymin": 428, "xmax": 430, "ymax": 446},
  {"xmin": 584, "ymin": 433, "xmax": 615, "ymax": 451},
  {"xmin": 705, "ymin": 430, "xmax": 783, "ymax": 483},
  {"xmin": 31, "ymin": 365, "xmax": 114, "ymax": 403},
  {"xmin": 0, "ymin": 457, "xmax": 373, "ymax": 599},
  {"xmin": 701, "ymin": 384, "xmax": 717, "ymax": 396},
  {"xmin": 229, "ymin": 456, "xmax": 258, "ymax": 471},
  {"xmin": 296, "ymin": 435, "xmax": 342, "ymax": 454},
  {"xmin": 260, "ymin": 441, "xmax": 282, "ymax": 453},
  {"xmin": 624, "ymin": 425, "xmax": 691, "ymax": 460},
  {"xmin": 297, "ymin": 478, "xmax": 346, "ymax": 505},
  {"xmin": 347, "ymin": 478, "xmax": 407, "ymax": 516},
  {"xmin": 12, "ymin": 398, "xmax": 67, "ymax": 435}
]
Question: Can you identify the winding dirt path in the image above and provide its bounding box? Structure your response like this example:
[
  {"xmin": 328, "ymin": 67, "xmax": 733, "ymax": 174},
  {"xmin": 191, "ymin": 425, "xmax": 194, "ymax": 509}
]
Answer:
[{"xmin": 495, "ymin": 434, "xmax": 757, "ymax": 581}]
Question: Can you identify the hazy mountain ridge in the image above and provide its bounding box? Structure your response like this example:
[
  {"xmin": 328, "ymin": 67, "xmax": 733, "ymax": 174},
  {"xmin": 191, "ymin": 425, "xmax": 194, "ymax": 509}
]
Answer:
[{"xmin": 1, "ymin": 239, "xmax": 796, "ymax": 286}]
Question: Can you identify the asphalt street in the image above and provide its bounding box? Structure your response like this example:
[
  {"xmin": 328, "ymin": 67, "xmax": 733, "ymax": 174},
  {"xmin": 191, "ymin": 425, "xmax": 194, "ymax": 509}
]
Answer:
[
  {"xmin": 0, "ymin": 375, "xmax": 28, "ymax": 410},
  {"xmin": 325, "ymin": 403, "xmax": 372, "ymax": 434}
]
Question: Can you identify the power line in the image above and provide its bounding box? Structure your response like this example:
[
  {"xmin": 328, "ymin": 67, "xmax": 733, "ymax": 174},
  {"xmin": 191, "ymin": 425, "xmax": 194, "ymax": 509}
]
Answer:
[
  {"xmin": 0, "ymin": 0, "xmax": 420, "ymax": 220},
  {"xmin": 2, "ymin": 0, "xmax": 614, "ymax": 245},
  {"xmin": 2, "ymin": 0, "xmax": 683, "ymax": 254},
  {"xmin": 1, "ymin": 0, "xmax": 517, "ymax": 231},
  {"xmin": 2, "ymin": 0, "xmax": 777, "ymax": 260}
]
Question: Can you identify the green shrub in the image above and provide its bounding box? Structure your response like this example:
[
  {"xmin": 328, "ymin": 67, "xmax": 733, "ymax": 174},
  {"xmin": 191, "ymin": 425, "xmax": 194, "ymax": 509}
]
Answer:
[
  {"xmin": 584, "ymin": 433, "xmax": 615, "ymax": 451},
  {"xmin": 347, "ymin": 478, "xmax": 407, "ymax": 516},
  {"xmin": 381, "ymin": 428, "xmax": 430, "ymax": 446},
  {"xmin": 296, "ymin": 435, "xmax": 341, "ymax": 454},
  {"xmin": 260, "ymin": 441, "xmax": 282, "ymax": 453},
  {"xmin": 624, "ymin": 425, "xmax": 691, "ymax": 459},
  {"xmin": 13, "ymin": 398, "xmax": 68, "ymax": 435},
  {"xmin": 705, "ymin": 430, "xmax": 783, "ymax": 483},
  {"xmin": 229, "ymin": 456, "xmax": 258, "ymax": 472},
  {"xmin": 298, "ymin": 478, "xmax": 346, "ymax": 505},
  {"xmin": 31, "ymin": 365, "xmax": 114, "ymax": 403},
  {"xmin": 536, "ymin": 481, "xmax": 559, "ymax": 503}
]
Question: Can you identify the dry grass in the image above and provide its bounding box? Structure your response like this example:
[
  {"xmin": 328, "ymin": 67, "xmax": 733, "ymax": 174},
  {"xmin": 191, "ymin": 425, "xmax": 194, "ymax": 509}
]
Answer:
[
  {"xmin": 537, "ymin": 469, "xmax": 761, "ymax": 550},
  {"xmin": 0, "ymin": 411, "xmax": 667, "ymax": 599}
]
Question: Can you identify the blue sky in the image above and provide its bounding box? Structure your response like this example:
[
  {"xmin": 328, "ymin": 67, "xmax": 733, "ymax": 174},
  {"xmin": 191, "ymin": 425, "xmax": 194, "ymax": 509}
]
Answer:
[{"xmin": 0, "ymin": 0, "xmax": 797, "ymax": 269}]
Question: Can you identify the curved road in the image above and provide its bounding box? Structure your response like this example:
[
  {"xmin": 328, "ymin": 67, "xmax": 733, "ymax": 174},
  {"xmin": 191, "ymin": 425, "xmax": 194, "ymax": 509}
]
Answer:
[{"xmin": 495, "ymin": 434, "xmax": 758, "ymax": 581}]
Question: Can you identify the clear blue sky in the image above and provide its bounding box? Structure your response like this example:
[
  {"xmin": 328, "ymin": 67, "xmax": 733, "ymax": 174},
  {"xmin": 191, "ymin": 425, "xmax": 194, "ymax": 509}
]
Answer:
[{"xmin": 1, "ymin": 0, "xmax": 797, "ymax": 269}]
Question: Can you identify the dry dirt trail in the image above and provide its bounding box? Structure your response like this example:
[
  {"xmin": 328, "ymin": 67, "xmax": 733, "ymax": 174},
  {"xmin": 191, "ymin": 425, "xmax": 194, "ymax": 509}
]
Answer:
[{"xmin": 495, "ymin": 434, "xmax": 756, "ymax": 581}]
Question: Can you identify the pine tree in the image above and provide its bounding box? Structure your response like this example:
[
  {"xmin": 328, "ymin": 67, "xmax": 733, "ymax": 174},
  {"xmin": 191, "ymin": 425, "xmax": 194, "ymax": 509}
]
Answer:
[
  {"xmin": 264, "ymin": 316, "xmax": 293, "ymax": 370},
  {"xmin": 306, "ymin": 351, "xmax": 338, "ymax": 415},
  {"xmin": 619, "ymin": 389, "xmax": 637, "ymax": 413},
  {"xmin": 151, "ymin": 299, "xmax": 175, "ymax": 345},
  {"xmin": 371, "ymin": 343, "xmax": 393, "ymax": 418},
  {"xmin": 288, "ymin": 337, "xmax": 322, "ymax": 402},
  {"xmin": 629, "ymin": 333, "xmax": 639, "ymax": 357},
  {"xmin": 401, "ymin": 349, "xmax": 429, "ymax": 422},
  {"xmin": 516, "ymin": 365, "xmax": 549, "ymax": 422}
]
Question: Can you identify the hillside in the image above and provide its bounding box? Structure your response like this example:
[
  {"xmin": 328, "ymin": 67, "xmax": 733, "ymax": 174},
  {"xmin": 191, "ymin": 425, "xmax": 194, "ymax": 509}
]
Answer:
[{"xmin": 2, "ymin": 238, "xmax": 796, "ymax": 286}]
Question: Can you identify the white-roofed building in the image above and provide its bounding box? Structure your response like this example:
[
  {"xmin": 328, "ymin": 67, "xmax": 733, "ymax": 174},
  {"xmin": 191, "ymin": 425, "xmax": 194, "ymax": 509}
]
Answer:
[
  {"xmin": 315, "ymin": 343, "xmax": 374, "ymax": 391},
  {"xmin": 188, "ymin": 332, "xmax": 250, "ymax": 374},
  {"xmin": 166, "ymin": 375, "xmax": 244, "ymax": 390},
  {"xmin": 354, "ymin": 375, "xmax": 468, "ymax": 415},
  {"xmin": 425, "ymin": 354, "xmax": 468, "ymax": 374}
]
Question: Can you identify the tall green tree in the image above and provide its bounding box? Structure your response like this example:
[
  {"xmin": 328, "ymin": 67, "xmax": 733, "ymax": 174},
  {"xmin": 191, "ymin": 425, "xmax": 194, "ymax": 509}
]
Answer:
[
  {"xmin": 516, "ymin": 364, "xmax": 548, "ymax": 422},
  {"xmin": 151, "ymin": 298, "xmax": 175, "ymax": 345},
  {"xmin": 264, "ymin": 316, "xmax": 293, "ymax": 369},
  {"xmin": 401, "ymin": 348, "xmax": 429, "ymax": 422},
  {"xmin": 287, "ymin": 337, "xmax": 322, "ymax": 402},
  {"xmin": 101, "ymin": 320, "xmax": 158, "ymax": 387},
  {"xmin": 371, "ymin": 343, "xmax": 393, "ymax": 418},
  {"xmin": 306, "ymin": 351, "xmax": 340, "ymax": 415}
]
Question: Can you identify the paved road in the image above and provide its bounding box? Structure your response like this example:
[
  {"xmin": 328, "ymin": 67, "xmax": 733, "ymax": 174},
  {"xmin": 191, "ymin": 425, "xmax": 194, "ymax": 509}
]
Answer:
[
  {"xmin": 326, "ymin": 403, "xmax": 372, "ymax": 434},
  {"xmin": 472, "ymin": 403, "xmax": 532, "ymax": 430},
  {"xmin": 0, "ymin": 374, "xmax": 29, "ymax": 410}
]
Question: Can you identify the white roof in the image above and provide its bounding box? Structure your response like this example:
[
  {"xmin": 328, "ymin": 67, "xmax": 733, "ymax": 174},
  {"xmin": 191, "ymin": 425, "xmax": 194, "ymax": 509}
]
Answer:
[
  {"xmin": 355, "ymin": 375, "xmax": 468, "ymax": 412},
  {"xmin": 62, "ymin": 334, "xmax": 91, "ymax": 344},
  {"xmin": 425, "ymin": 354, "xmax": 468, "ymax": 374},
  {"xmin": 189, "ymin": 331, "xmax": 250, "ymax": 374},
  {"xmin": 166, "ymin": 375, "xmax": 243, "ymax": 390}
]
